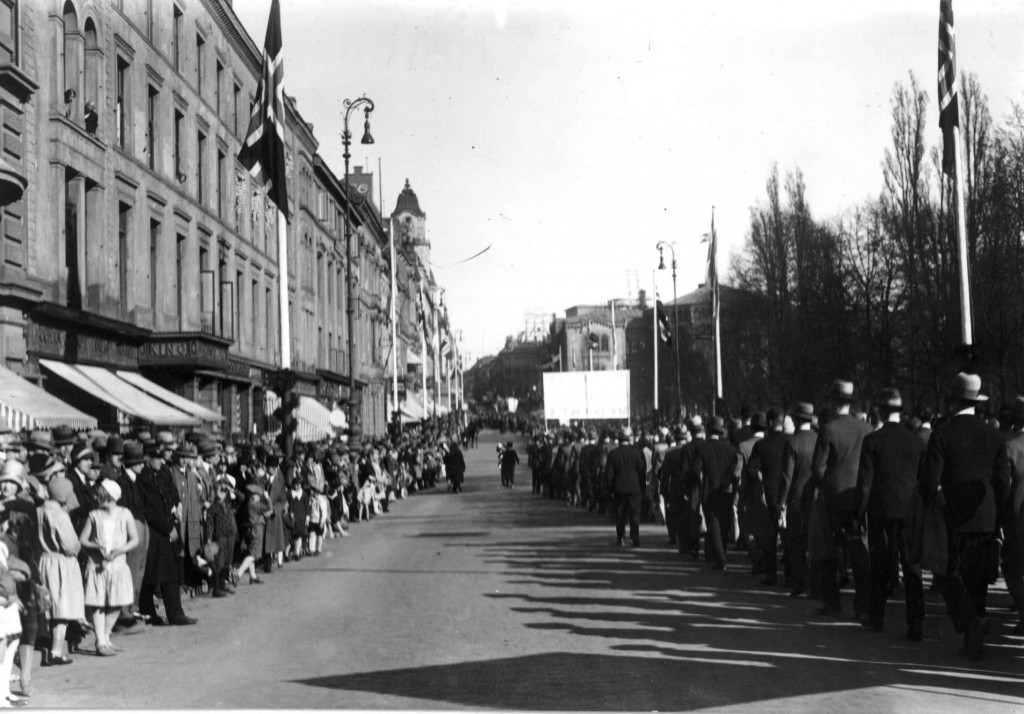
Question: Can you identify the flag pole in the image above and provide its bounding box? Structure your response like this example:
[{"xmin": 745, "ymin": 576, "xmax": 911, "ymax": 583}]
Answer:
[
  {"xmin": 610, "ymin": 299, "xmax": 617, "ymax": 369},
  {"xmin": 277, "ymin": 213, "xmax": 290, "ymax": 368},
  {"xmin": 711, "ymin": 206, "xmax": 722, "ymax": 416},
  {"xmin": 389, "ymin": 212, "xmax": 399, "ymax": 429},
  {"xmin": 652, "ymin": 270, "xmax": 659, "ymax": 418},
  {"xmin": 952, "ymin": 115, "xmax": 972, "ymax": 346}
]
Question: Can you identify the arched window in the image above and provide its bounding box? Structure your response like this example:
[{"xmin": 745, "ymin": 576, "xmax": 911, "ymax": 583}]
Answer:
[{"xmin": 61, "ymin": 1, "xmax": 82, "ymax": 120}]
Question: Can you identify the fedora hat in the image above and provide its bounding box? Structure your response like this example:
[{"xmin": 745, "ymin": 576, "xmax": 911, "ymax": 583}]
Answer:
[
  {"xmin": 828, "ymin": 379, "xmax": 856, "ymax": 403},
  {"xmin": 749, "ymin": 411, "xmax": 767, "ymax": 431},
  {"xmin": 27, "ymin": 430, "xmax": 53, "ymax": 452},
  {"xmin": 106, "ymin": 435, "xmax": 125, "ymax": 456},
  {"xmin": 123, "ymin": 442, "xmax": 146, "ymax": 467},
  {"xmin": 156, "ymin": 430, "xmax": 177, "ymax": 448},
  {"xmin": 51, "ymin": 424, "xmax": 75, "ymax": 446},
  {"xmin": 876, "ymin": 387, "xmax": 902, "ymax": 410},
  {"xmin": 198, "ymin": 440, "xmax": 219, "ymax": 459},
  {"xmin": 709, "ymin": 416, "xmax": 728, "ymax": 437},
  {"xmin": 950, "ymin": 372, "xmax": 987, "ymax": 403},
  {"xmin": 791, "ymin": 401, "xmax": 815, "ymax": 422}
]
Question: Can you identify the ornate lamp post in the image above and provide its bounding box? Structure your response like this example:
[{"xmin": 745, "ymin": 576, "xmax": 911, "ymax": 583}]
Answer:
[
  {"xmin": 657, "ymin": 240, "xmax": 680, "ymax": 420},
  {"xmin": 342, "ymin": 95, "xmax": 375, "ymax": 447}
]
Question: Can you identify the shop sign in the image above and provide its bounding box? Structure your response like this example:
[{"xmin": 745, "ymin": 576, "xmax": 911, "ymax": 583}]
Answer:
[{"xmin": 27, "ymin": 322, "xmax": 138, "ymax": 368}]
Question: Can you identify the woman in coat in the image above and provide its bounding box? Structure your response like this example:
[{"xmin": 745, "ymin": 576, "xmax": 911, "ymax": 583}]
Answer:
[
  {"xmin": 262, "ymin": 453, "xmax": 288, "ymax": 571},
  {"xmin": 444, "ymin": 441, "xmax": 467, "ymax": 494}
]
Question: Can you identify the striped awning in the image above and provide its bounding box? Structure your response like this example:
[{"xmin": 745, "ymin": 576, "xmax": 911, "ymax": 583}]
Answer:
[
  {"xmin": 40, "ymin": 360, "xmax": 200, "ymax": 427},
  {"xmin": 296, "ymin": 396, "xmax": 332, "ymax": 442},
  {"xmin": 0, "ymin": 364, "xmax": 97, "ymax": 430},
  {"xmin": 116, "ymin": 370, "xmax": 224, "ymax": 423}
]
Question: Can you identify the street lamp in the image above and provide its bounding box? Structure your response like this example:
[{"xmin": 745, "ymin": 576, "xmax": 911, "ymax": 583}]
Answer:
[
  {"xmin": 343, "ymin": 95, "xmax": 375, "ymax": 448},
  {"xmin": 656, "ymin": 240, "xmax": 680, "ymax": 421}
]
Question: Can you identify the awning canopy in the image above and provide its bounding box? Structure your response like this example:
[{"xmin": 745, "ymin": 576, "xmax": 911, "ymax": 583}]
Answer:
[
  {"xmin": 41, "ymin": 360, "xmax": 200, "ymax": 427},
  {"xmin": 399, "ymin": 391, "xmax": 425, "ymax": 424},
  {"xmin": 296, "ymin": 396, "xmax": 332, "ymax": 442},
  {"xmin": 116, "ymin": 371, "xmax": 224, "ymax": 423},
  {"xmin": 0, "ymin": 364, "xmax": 97, "ymax": 431}
]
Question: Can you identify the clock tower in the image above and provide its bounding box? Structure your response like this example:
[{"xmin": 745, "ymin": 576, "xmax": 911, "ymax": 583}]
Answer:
[{"xmin": 391, "ymin": 179, "xmax": 429, "ymax": 268}]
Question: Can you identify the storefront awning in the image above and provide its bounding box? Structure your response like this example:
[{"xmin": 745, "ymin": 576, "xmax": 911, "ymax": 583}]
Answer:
[
  {"xmin": 296, "ymin": 396, "xmax": 332, "ymax": 442},
  {"xmin": 40, "ymin": 360, "xmax": 200, "ymax": 427},
  {"xmin": 0, "ymin": 364, "xmax": 97, "ymax": 430},
  {"xmin": 116, "ymin": 371, "xmax": 224, "ymax": 423}
]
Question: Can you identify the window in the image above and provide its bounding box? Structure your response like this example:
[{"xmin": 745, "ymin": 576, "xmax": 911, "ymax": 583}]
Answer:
[
  {"xmin": 236, "ymin": 270, "xmax": 243, "ymax": 345},
  {"xmin": 251, "ymin": 278, "xmax": 259, "ymax": 349},
  {"xmin": 146, "ymin": 85, "xmax": 158, "ymax": 169},
  {"xmin": 215, "ymin": 60, "xmax": 223, "ymax": 116},
  {"xmin": 195, "ymin": 33, "xmax": 204, "ymax": 91},
  {"xmin": 216, "ymin": 149, "xmax": 224, "ymax": 218},
  {"xmin": 196, "ymin": 130, "xmax": 206, "ymax": 203},
  {"xmin": 150, "ymin": 219, "xmax": 160, "ymax": 317},
  {"xmin": 264, "ymin": 284, "xmax": 271, "ymax": 350},
  {"xmin": 600, "ymin": 335, "xmax": 609, "ymax": 352},
  {"xmin": 115, "ymin": 57, "xmax": 129, "ymax": 150},
  {"xmin": 232, "ymin": 82, "xmax": 241, "ymax": 136},
  {"xmin": 172, "ymin": 4, "xmax": 182, "ymax": 72},
  {"xmin": 0, "ymin": 0, "xmax": 18, "ymax": 64},
  {"xmin": 173, "ymin": 109, "xmax": 184, "ymax": 180},
  {"xmin": 176, "ymin": 234, "xmax": 186, "ymax": 330},
  {"xmin": 118, "ymin": 203, "xmax": 131, "ymax": 315}
]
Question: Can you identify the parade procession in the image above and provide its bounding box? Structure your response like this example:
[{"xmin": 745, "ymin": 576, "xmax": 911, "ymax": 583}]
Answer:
[{"xmin": 0, "ymin": 0, "xmax": 1020, "ymax": 710}]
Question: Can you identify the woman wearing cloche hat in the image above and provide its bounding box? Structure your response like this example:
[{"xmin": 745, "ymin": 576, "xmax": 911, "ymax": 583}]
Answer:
[{"xmin": 38, "ymin": 478, "xmax": 84, "ymax": 665}]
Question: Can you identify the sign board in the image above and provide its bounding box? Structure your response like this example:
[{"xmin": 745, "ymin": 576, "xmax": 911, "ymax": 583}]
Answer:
[
  {"xmin": 542, "ymin": 370, "xmax": 630, "ymax": 421},
  {"xmin": 506, "ymin": 397, "xmax": 519, "ymax": 414}
]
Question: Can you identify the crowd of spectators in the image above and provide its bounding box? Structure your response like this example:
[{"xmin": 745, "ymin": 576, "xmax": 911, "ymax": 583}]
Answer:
[{"xmin": 0, "ymin": 417, "xmax": 466, "ymax": 706}]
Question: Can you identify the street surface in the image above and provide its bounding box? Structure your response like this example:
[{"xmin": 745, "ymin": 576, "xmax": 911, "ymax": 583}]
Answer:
[{"xmin": 35, "ymin": 430, "xmax": 1024, "ymax": 710}]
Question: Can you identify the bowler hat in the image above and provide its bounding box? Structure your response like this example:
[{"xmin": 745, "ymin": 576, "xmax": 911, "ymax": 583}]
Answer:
[
  {"xmin": 950, "ymin": 372, "xmax": 987, "ymax": 403},
  {"xmin": 750, "ymin": 411, "xmax": 767, "ymax": 431},
  {"xmin": 876, "ymin": 388, "xmax": 902, "ymax": 411},
  {"xmin": 791, "ymin": 402, "xmax": 815, "ymax": 422},
  {"xmin": 106, "ymin": 435, "xmax": 125, "ymax": 456},
  {"xmin": 52, "ymin": 425, "xmax": 75, "ymax": 446},
  {"xmin": 828, "ymin": 379, "xmax": 856, "ymax": 403},
  {"xmin": 91, "ymin": 434, "xmax": 108, "ymax": 453},
  {"xmin": 709, "ymin": 416, "xmax": 728, "ymax": 437},
  {"xmin": 123, "ymin": 442, "xmax": 146, "ymax": 467}
]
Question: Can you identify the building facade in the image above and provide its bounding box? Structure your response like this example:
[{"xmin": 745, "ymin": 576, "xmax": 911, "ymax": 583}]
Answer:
[{"xmin": 0, "ymin": 0, "xmax": 454, "ymax": 438}]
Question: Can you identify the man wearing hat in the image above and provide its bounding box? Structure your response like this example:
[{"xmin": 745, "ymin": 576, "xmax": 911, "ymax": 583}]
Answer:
[
  {"xmin": 68, "ymin": 444, "xmax": 99, "ymax": 533},
  {"xmin": 168, "ymin": 443, "xmax": 206, "ymax": 589},
  {"xmin": 577, "ymin": 431, "xmax": 597, "ymax": 511},
  {"xmin": 921, "ymin": 373, "xmax": 1010, "ymax": 659},
  {"xmin": 691, "ymin": 416, "xmax": 739, "ymax": 568},
  {"xmin": 745, "ymin": 408, "xmax": 789, "ymax": 586},
  {"xmin": 855, "ymin": 388, "xmax": 926, "ymax": 638},
  {"xmin": 809, "ymin": 380, "xmax": 872, "ymax": 619},
  {"xmin": 736, "ymin": 411, "xmax": 766, "ymax": 575},
  {"xmin": 605, "ymin": 427, "xmax": 647, "ymax": 547},
  {"xmin": 51, "ymin": 425, "xmax": 75, "ymax": 468},
  {"xmin": 780, "ymin": 402, "xmax": 817, "ymax": 597},
  {"xmin": 137, "ymin": 440, "xmax": 196, "ymax": 626},
  {"xmin": 115, "ymin": 442, "xmax": 150, "ymax": 632},
  {"xmin": 659, "ymin": 428, "xmax": 685, "ymax": 547}
]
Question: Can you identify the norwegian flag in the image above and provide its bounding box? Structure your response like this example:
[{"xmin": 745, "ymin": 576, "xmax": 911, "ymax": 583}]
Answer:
[
  {"xmin": 656, "ymin": 300, "xmax": 673, "ymax": 347},
  {"xmin": 238, "ymin": 0, "xmax": 288, "ymax": 218}
]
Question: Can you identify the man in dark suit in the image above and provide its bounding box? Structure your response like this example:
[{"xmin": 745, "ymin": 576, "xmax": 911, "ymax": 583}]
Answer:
[
  {"xmin": 811, "ymin": 379, "xmax": 872, "ymax": 618},
  {"xmin": 921, "ymin": 373, "xmax": 1010, "ymax": 660},
  {"xmin": 605, "ymin": 427, "xmax": 647, "ymax": 547},
  {"xmin": 780, "ymin": 402, "xmax": 817, "ymax": 597},
  {"xmin": 745, "ymin": 408, "xmax": 789, "ymax": 585},
  {"xmin": 915, "ymin": 405, "xmax": 934, "ymax": 447},
  {"xmin": 1003, "ymin": 398, "xmax": 1024, "ymax": 635},
  {"xmin": 692, "ymin": 416, "xmax": 739, "ymax": 569},
  {"xmin": 659, "ymin": 427, "xmax": 687, "ymax": 547},
  {"xmin": 855, "ymin": 388, "xmax": 925, "ymax": 638}
]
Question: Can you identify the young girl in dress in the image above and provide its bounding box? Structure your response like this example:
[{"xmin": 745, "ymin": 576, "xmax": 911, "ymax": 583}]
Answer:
[
  {"xmin": 37, "ymin": 478, "xmax": 83, "ymax": 666},
  {"xmin": 78, "ymin": 480, "xmax": 138, "ymax": 656},
  {"xmin": 286, "ymin": 480, "xmax": 308, "ymax": 560}
]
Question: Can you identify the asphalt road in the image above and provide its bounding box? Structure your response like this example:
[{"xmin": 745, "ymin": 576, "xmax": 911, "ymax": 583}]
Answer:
[{"xmin": 33, "ymin": 430, "xmax": 1024, "ymax": 710}]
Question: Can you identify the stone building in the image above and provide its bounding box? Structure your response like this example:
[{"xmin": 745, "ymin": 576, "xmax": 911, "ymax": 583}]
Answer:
[{"xmin": 0, "ymin": 0, "xmax": 431, "ymax": 438}]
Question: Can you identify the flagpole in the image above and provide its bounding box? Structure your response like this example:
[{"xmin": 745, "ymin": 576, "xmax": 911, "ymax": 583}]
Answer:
[
  {"xmin": 712, "ymin": 207, "xmax": 723, "ymax": 415},
  {"xmin": 421, "ymin": 319, "xmax": 427, "ymax": 418},
  {"xmin": 389, "ymin": 213, "xmax": 399, "ymax": 428},
  {"xmin": 652, "ymin": 270, "xmax": 659, "ymax": 418},
  {"xmin": 610, "ymin": 299, "xmax": 617, "ymax": 369},
  {"xmin": 953, "ymin": 120, "xmax": 972, "ymax": 345}
]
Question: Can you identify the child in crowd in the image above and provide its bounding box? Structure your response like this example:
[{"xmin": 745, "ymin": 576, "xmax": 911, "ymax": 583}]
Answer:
[
  {"xmin": 306, "ymin": 478, "xmax": 329, "ymax": 555},
  {"xmin": 78, "ymin": 480, "xmax": 139, "ymax": 656},
  {"xmin": 236, "ymin": 484, "xmax": 269, "ymax": 585},
  {"xmin": 286, "ymin": 480, "xmax": 308, "ymax": 560}
]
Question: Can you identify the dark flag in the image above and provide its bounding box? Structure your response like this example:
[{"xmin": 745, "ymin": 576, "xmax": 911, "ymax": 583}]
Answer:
[
  {"xmin": 238, "ymin": 0, "xmax": 289, "ymax": 218},
  {"xmin": 706, "ymin": 216, "xmax": 719, "ymax": 322},
  {"xmin": 656, "ymin": 300, "xmax": 673, "ymax": 347},
  {"xmin": 938, "ymin": 0, "xmax": 958, "ymax": 177}
]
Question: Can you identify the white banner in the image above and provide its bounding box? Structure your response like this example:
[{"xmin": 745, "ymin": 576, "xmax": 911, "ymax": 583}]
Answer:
[
  {"xmin": 542, "ymin": 370, "xmax": 630, "ymax": 421},
  {"xmin": 506, "ymin": 397, "xmax": 519, "ymax": 414}
]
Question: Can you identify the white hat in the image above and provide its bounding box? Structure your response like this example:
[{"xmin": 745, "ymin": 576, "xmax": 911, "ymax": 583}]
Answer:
[{"xmin": 100, "ymin": 479, "xmax": 122, "ymax": 503}]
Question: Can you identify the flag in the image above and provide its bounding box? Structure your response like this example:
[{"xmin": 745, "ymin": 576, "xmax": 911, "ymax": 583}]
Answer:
[
  {"xmin": 440, "ymin": 331, "xmax": 451, "ymax": 360},
  {"xmin": 938, "ymin": 0, "xmax": 959, "ymax": 177},
  {"xmin": 656, "ymin": 300, "xmax": 673, "ymax": 346},
  {"xmin": 706, "ymin": 214, "xmax": 719, "ymax": 322},
  {"xmin": 416, "ymin": 282, "xmax": 430, "ymax": 345},
  {"xmin": 238, "ymin": 0, "xmax": 288, "ymax": 219}
]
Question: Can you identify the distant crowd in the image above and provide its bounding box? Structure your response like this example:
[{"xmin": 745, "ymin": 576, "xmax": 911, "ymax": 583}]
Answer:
[
  {"xmin": 518, "ymin": 373, "xmax": 1022, "ymax": 663},
  {"xmin": 0, "ymin": 417, "xmax": 471, "ymax": 706}
]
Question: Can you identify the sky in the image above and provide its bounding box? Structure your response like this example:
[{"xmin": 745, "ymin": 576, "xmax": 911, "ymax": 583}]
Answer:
[{"xmin": 233, "ymin": 0, "xmax": 1024, "ymax": 366}]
